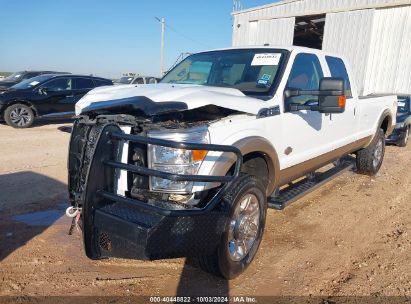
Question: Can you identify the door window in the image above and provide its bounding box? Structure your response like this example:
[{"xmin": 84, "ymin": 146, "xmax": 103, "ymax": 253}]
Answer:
[
  {"xmin": 44, "ymin": 78, "xmax": 72, "ymax": 91},
  {"xmin": 94, "ymin": 79, "xmax": 112, "ymax": 87},
  {"xmin": 74, "ymin": 78, "xmax": 94, "ymax": 90},
  {"xmin": 132, "ymin": 77, "xmax": 145, "ymax": 84},
  {"xmin": 147, "ymin": 77, "xmax": 157, "ymax": 84},
  {"xmin": 325, "ymin": 56, "xmax": 352, "ymax": 98},
  {"xmin": 285, "ymin": 53, "xmax": 324, "ymax": 110}
]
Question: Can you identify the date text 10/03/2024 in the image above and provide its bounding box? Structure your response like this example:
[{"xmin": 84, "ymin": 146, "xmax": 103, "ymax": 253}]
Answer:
[{"xmin": 149, "ymin": 296, "xmax": 257, "ymax": 303}]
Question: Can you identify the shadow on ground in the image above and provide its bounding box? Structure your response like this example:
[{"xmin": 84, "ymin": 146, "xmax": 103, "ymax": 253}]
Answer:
[
  {"xmin": 0, "ymin": 171, "xmax": 68, "ymax": 261},
  {"xmin": 176, "ymin": 259, "xmax": 229, "ymax": 297},
  {"xmin": 0, "ymin": 171, "xmax": 229, "ymax": 295},
  {"xmin": 0, "ymin": 117, "xmax": 73, "ymax": 129}
]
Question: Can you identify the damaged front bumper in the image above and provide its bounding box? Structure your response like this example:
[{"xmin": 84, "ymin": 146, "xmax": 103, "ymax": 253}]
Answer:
[{"xmin": 68, "ymin": 118, "xmax": 242, "ymax": 260}]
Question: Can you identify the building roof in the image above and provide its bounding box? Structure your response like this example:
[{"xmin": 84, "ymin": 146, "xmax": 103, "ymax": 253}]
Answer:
[
  {"xmin": 233, "ymin": 0, "xmax": 411, "ymax": 19},
  {"xmin": 196, "ymin": 45, "xmax": 347, "ymax": 59}
]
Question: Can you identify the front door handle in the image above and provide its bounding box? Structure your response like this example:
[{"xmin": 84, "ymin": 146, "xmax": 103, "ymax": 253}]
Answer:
[{"xmin": 66, "ymin": 95, "xmax": 74, "ymax": 98}]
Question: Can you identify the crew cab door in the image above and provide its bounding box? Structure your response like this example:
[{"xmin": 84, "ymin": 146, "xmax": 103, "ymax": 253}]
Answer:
[
  {"xmin": 324, "ymin": 56, "xmax": 357, "ymax": 146},
  {"xmin": 280, "ymin": 53, "xmax": 335, "ymax": 169}
]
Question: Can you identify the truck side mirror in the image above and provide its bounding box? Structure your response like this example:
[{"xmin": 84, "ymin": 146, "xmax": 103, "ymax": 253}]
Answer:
[
  {"xmin": 318, "ymin": 77, "xmax": 346, "ymax": 114},
  {"xmin": 285, "ymin": 77, "xmax": 346, "ymax": 114}
]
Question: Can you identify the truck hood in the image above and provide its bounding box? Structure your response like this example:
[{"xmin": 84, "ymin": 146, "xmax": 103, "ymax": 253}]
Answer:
[{"xmin": 75, "ymin": 84, "xmax": 266, "ymax": 116}]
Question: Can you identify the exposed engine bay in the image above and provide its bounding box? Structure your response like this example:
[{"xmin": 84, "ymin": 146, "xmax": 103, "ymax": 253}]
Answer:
[{"xmin": 68, "ymin": 102, "xmax": 242, "ymax": 212}]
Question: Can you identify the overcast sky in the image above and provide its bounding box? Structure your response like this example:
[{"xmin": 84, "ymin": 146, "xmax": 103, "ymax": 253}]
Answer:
[{"xmin": 0, "ymin": 0, "xmax": 277, "ymax": 78}]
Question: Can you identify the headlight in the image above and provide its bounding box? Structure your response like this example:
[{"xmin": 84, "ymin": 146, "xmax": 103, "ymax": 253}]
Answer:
[
  {"xmin": 396, "ymin": 122, "xmax": 405, "ymax": 128},
  {"xmin": 148, "ymin": 127, "xmax": 209, "ymax": 193}
]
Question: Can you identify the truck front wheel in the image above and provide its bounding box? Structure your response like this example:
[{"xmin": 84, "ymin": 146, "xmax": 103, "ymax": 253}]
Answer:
[
  {"xmin": 198, "ymin": 174, "xmax": 267, "ymax": 279},
  {"xmin": 356, "ymin": 128, "xmax": 385, "ymax": 175}
]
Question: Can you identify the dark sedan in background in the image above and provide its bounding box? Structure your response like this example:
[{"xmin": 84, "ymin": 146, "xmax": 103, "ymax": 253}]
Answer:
[
  {"xmin": 115, "ymin": 75, "xmax": 160, "ymax": 85},
  {"xmin": 387, "ymin": 95, "xmax": 411, "ymax": 147},
  {"xmin": 0, "ymin": 70, "xmax": 69, "ymax": 92},
  {"xmin": 0, "ymin": 74, "xmax": 112, "ymax": 128}
]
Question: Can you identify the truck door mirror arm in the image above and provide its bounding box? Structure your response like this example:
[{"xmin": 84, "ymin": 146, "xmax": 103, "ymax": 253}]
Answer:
[{"xmin": 285, "ymin": 77, "xmax": 346, "ymax": 114}]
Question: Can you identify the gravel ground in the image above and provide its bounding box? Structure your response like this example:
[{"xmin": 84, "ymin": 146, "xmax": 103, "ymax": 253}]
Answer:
[{"xmin": 0, "ymin": 121, "xmax": 410, "ymax": 302}]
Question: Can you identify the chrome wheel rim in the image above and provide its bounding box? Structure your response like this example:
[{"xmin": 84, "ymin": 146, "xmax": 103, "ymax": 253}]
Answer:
[
  {"xmin": 373, "ymin": 138, "xmax": 383, "ymax": 168},
  {"xmin": 228, "ymin": 193, "xmax": 260, "ymax": 262},
  {"xmin": 10, "ymin": 107, "xmax": 31, "ymax": 127},
  {"xmin": 405, "ymin": 128, "xmax": 409, "ymax": 144}
]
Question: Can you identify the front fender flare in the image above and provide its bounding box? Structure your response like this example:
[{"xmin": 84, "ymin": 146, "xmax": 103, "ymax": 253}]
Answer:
[{"xmin": 207, "ymin": 136, "xmax": 280, "ymax": 196}]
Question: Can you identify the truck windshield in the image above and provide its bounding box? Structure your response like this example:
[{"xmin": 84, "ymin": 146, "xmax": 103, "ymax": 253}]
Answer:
[{"xmin": 161, "ymin": 49, "xmax": 287, "ymax": 95}]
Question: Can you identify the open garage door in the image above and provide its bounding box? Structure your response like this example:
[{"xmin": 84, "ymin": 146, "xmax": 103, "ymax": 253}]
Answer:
[{"xmin": 293, "ymin": 14, "xmax": 326, "ymax": 49}]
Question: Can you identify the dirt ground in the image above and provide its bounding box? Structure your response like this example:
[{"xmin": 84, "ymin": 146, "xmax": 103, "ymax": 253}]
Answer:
[{"xmin": 0, "ymin": 120, "xmax": 410, "ymax": 301}]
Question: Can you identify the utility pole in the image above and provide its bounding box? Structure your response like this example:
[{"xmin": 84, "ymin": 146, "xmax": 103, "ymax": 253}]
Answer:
[
  {"xmin": 155, "ymin": 16, "xmax": 165, "ymax": 76},
  {"xmin": 233, "ymin": 0, "xmax": 242, "ymax": 12},
  {"xmin": 161, "ymin": 17, "xmax": 165, "ymax": 76}
]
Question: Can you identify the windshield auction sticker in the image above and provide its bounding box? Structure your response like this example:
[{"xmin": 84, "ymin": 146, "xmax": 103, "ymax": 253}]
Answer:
[{"xmin": 251, "ymin": 53, "xmax": 281, "ymax": 66}]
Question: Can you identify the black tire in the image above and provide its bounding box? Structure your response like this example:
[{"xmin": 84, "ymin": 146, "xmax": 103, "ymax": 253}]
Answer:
[
  {"xmin": 4, "ymin": 103, "xmax": 34, "ymax": 128},
  {"xmin": 198, "ymin": 174, "xmax": 267, "ymax": 279},
  {"xmin": 398, "ymin": 126, "xmax": 409, "ymax": 147},
  {"xmin": 356, "ymin": 128, "xmax": 385, "ymax": 175}
]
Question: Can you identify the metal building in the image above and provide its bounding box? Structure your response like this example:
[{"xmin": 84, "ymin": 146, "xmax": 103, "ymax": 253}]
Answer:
[{"xmin": 232, "ymin": 0, "xmax": 411, "ymax": 96}]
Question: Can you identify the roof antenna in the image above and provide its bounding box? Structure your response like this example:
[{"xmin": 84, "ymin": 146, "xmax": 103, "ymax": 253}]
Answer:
[{"xmin": 264, "ymin": 43, "xmax": 270, "ymax": 46}]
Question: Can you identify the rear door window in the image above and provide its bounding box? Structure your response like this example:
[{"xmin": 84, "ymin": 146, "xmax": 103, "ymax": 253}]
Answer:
[
  {"xmin": 147, "ymin": 77, "xmax": 157, "ymax": 84},
  {"xmin": 325, "ymin": 56, "xmax": 352, "ymax": 98},
  {"xmin": 74, "ymin": 78, "xmax": 95, "ymax": 90},
  {"xmin": 132, "ymin": 77, "xmax": 145, "ymax": 84},
  {"xmin": 44, "ymin": 78, "xmax": 72, "ymax": 92},
  {"xmin": 94, "ymin": 79, "xmax": 112, "ymax": 87}
]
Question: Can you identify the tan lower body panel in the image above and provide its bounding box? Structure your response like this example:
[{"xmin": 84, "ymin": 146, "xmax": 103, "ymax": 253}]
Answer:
[{"xmin": 277, "ymin": 136, "xmax": 372, "ymax": 188}]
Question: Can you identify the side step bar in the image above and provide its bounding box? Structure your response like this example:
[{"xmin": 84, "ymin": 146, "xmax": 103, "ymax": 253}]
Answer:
[{"xmin": 268, "ymin": 158, "xmax": 355, "ymax": 210}]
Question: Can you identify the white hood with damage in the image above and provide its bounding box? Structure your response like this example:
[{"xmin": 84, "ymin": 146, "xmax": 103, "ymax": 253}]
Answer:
[{"xmin": 75, "ymin": 83, "xmax": 268, "ymax": 116}]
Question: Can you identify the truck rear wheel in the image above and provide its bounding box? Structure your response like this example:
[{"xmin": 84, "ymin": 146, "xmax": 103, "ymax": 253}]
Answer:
[
  {"xmin": 398, "ymin": 126, "xmax": 409, "ymax": 147},
  {"xmin": 198, "ymin": 174, "xmax": 267, "ymax": 279},
  {"xmin": 356, "ymin": 128, "xmax": 385, "ymax": 176}
]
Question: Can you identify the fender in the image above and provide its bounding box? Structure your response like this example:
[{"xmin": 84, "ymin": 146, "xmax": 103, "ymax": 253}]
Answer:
[
  {"xmin": 364, "ymin": 109, "xmax": 393, "ymax": 148},
  {"xmin": 2, "ymin": 100, "xmax": 39, "ymax": 117},
  {"xmin": 207, "ymin": 136, "xmax": 280, "ymax": 196}
]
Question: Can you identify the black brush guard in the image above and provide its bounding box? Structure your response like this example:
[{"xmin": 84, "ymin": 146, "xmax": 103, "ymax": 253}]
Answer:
[{"xmin": 69, "ymin": 122, "xmax": 243, "ymax": 260}]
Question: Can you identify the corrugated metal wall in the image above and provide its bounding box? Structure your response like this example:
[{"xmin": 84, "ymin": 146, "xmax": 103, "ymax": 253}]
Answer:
[
  {"xmin": 232, "ymin": 17, "xmax": 295, "ymax": 46},
  {"xmin": 363, "ymin": 6, "xmax": 411, "ymax": 95},
  {"xmin": 232, "ymin": 0, "xmax": 411, "ymax": 95},
  {"xmin": 232, "ymin": 0, "xmax": 411, "ymax": 21},
  {"xmin": 322, "ymin": 9, "xmax": 375, "ymax": 96}
]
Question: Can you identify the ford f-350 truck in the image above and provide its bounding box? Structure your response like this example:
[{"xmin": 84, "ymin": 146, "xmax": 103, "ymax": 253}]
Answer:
[{"xmin": 68, "ymin": 47, "xmax": 397, "ymax": 279}]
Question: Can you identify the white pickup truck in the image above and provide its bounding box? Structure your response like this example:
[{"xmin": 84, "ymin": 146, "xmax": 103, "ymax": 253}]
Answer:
[{"xmin": 68, "ymin": 46, "xmax": 397, "ymax": 279}]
